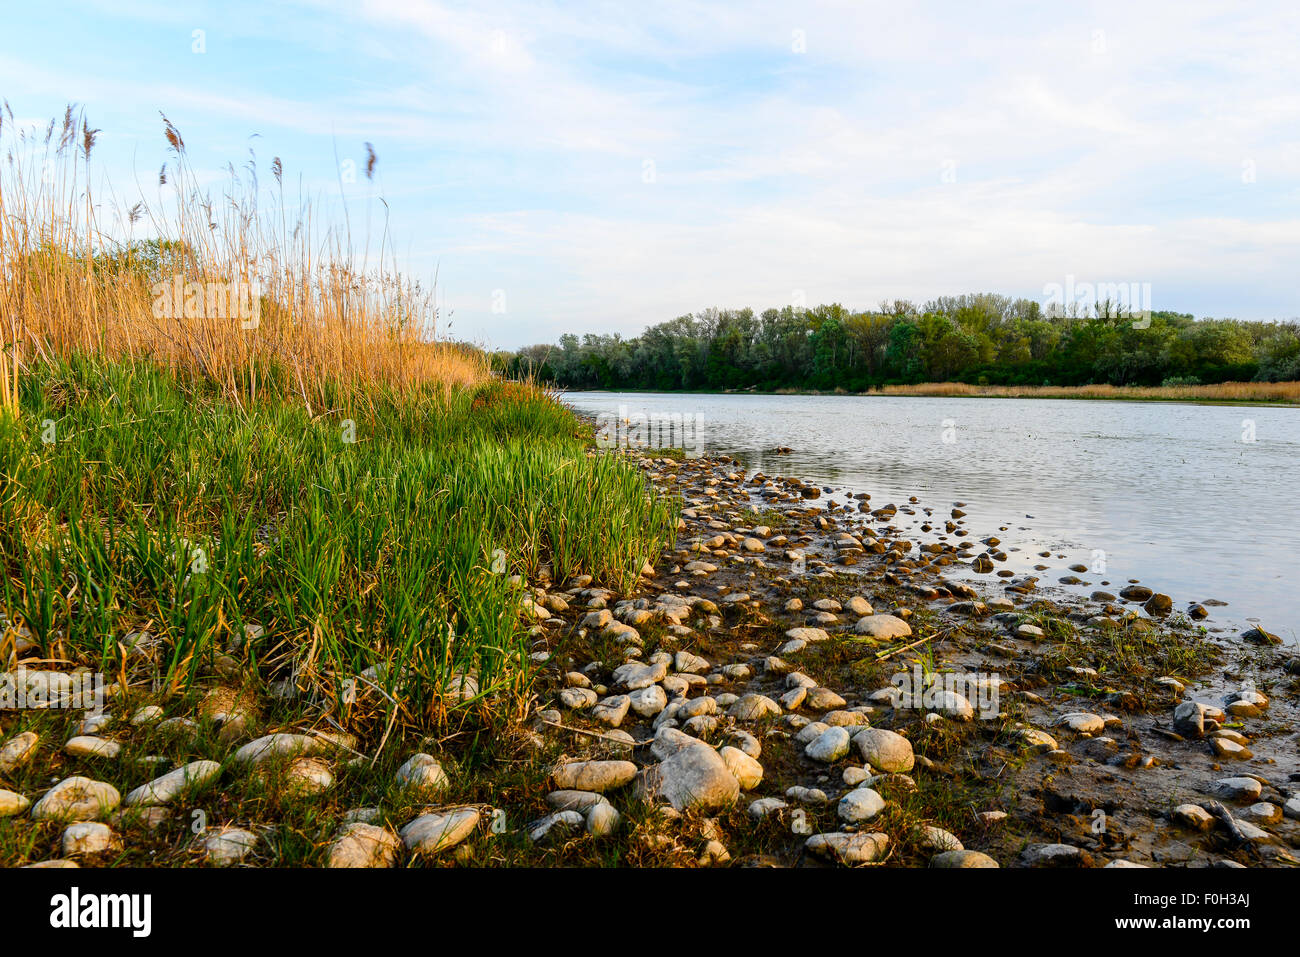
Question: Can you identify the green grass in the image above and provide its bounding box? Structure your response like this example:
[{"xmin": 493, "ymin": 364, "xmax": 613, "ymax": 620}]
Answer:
[{"xmin": 0, "ymin": 357, "xmax": 679, "ymax": 733}]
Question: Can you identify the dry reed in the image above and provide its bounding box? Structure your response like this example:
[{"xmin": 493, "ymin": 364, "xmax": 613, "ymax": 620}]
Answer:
[
  {"xmin": 0, "ymin": 105, "xmax": 484, "ymax": 414},
  {"xmin": 875, "ymin": 380, "xmax": 1300, "ymax": 403}
]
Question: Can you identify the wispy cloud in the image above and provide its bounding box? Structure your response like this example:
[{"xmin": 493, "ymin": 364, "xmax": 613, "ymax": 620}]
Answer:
[{"xmin": 2, "ymin": 0, "xmax": 1297, "ymax": 347}]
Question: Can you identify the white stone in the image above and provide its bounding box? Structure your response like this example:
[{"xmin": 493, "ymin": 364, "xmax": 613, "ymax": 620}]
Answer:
[
  {"xmin": 327, "ymin": 822, "xmax": 401, "ymax": 867},
  {"xmin": 64, "ymin": 736, "xmax": 121, "ymax": 760},
  {"xmin": 203, "ymin": 827, "xmax": 258, "ymax": 865},
  {"xmin": 719, "ymin": 746, "xmax": 763, "ymax": 790},
  {"xmin": 728, "ymin": 693, "xmax": 782, "ymax": 721},
  {"xmin": 400, "ymin": 807, "xmax": 480, "ymax": 855},
  {"xmin": 837, "ymin": 787, "xmax": 885, "ymax": 823},
  {"xmin": 0, "ymin": 731, "xmax": 39, "ymax": 772},
  {"xmin": 551, "ymin": 760, "xmax": 637, "ymax": 793},
  {"xmin": 124, "ymin": 760, "xmax": 222, "ymax": 806},
  {"xmin": 0, "ymin": 789, "xmax": 30, "ymax": 817},
  {"xmin": 30, "ymin": 777, "xmax": 121, "ymax": 822},
  {"xmin": 62, "ymin": 821, "xmax": 121, "ymax": 857},
  {"xmin": 854, "ymin": 615, "xmax": 912, "ymax": 639},
  {"xmin": 1055, "ymin": 712, "xmax": 1105, "ymax": 735},
  {"xmin": 395, "ymin": 753, "xmax": 449, "ymax": 797},
  {"xmin": 805, "ymin": 831, "xmax": 889, "ymax": 864},
  {"xmin": 804, "ymin": 726, "xmax": 851, "ymax": 763},
  {"xmin": 852, "ymin": 727, "xmax": 914, "ymax": 772}
]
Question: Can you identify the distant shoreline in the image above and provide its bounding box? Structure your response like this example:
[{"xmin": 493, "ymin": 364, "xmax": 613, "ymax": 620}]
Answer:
[{"xmin": 561, "ymin": 380, "xmax": 1300, "ymax": 406}]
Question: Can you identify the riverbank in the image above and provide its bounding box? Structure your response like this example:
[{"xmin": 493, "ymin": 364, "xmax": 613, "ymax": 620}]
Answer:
[
  {"xmin": 562, "ymin": 380, "xmax": 1300, "ymax": 405},
  {"xmin": 4, "ymin": 397, "xmax": 1297, "ymax": 867}
]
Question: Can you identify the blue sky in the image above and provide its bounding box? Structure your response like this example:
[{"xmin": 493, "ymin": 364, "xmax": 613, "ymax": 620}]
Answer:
[{"xmin": 3, "ymin": 0, "xmax": 1298, "ymax": 348}]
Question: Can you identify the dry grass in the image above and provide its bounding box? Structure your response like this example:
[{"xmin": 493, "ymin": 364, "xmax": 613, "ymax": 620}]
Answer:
[
  {"xmin": 875, "ymin": 380, "xmax": 1300, "ymax": 403},
  {"xmin": 0, "ymin": 105, "xmax": 485, "ymax": 414}
]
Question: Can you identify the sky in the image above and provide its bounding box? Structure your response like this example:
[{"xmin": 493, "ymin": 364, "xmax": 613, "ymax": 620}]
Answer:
[{"xmin": 2, "ymin": 0, "xmax": 1298, "ymax": 349}]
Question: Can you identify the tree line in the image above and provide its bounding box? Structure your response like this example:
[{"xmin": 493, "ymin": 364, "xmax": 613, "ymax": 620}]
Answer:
[{"xmin": 493, "ymin": 294, "xmax": 1300, "ymax": 392}]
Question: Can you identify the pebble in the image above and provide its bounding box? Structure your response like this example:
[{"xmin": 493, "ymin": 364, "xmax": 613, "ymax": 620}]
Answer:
[
  {"xmin": 929, "ymin": 689, "xmax": 973, "ymax": 721},
  {"xmin": 1210, "ymin": 737, "xmax": 1253, "ymax": 760},
  {"xmin": 728, "ymin": 693, "xmax": 782, "ymax": 721},
  {"xmin": 698, "ymin": 839, "xmax": 731, "ymax": 865},
  {"xmin": 837, "ymin": 787, "xmax": 885, "ymax": 823},
  {"xmin": 559, "ymin": 688, "xmax": 598, "ymax": 709},
  {"xmin": 635, "ymin": 738, "xmax": 739, "ymax": 812},
  {"xmin": 805, "ymin": 831, "xmax": 889, "ymax": 864},
  {"xmin": 627, "ymin": 684, "xmax": 667, "ymax": 717},
  {"xmin": 64, "ymin": 736, "xmax": 121, "ymax": 760},
  {"xmin": 785, "ymin": 785, "xmax": 830, "ymax": 805},
  {"xmin": 795, "ymin": 721, "xmax": 830, "ymax": 745},
  {"xmin": 719, "ymin": 746, "xmax": 763, "ymax": 789},
  {"xmin": 131, "ymin": 705, "xmax": 165, "ymax": 726},
  {"xmin": 284, "ymin": 756, "xmax": 334, "ymax": 795},
  {"xmin": 1173, "ymin": 700, "xmax": 1207, "ymax": 738},
  {"xmin": 230, "ymin": 733, "xmax": 328, "ymax": 767},
  {"xmin": 748, "ymin": 797, "xmax": 788, "ymax": 818},
  {"xmin": 805, "ymin": 687, "xmax": 847, "ymax": 710},
  {"xmin": 529, "ymin": 810, "xmax": 585, "ymax": 844},
  {"xmin": 400, "ymin": 807, "xmax": 480, "ymax": 856},
  {"xmin": 1239, "ymin": 802, "xmax": 1281, "ymax": 825},
  {"xmin": 804, "ymin": 726, "xmax": 851, "ymax": 763},
  {"xmin": 78, "ymin": 712, "xmax": 113, "ymax": 735},
  {"xmin": 931, "ymin": 849, "xmax": 998, "ymax": 868},
  {"xmin": 674, "ymin": 651, "xmax": 710, "ymax": 674},
  {"xmin": 612, "ymin": 660, "xmax": 667, "ymax": 691},
  {"xmin": 586, "ymin": 802, "xmax": 621, "ymax": 837},
  {"xmin": 124, "ymin": 760, "xmax": 222, "ymax": 806},
  {"xmin": 1014, "ymin": 727, "xmax": 1059, "ymax": 753},
  {"xmin": 327, "ymin": 822, "xmax": 402, "ymax": 867},
  {"xmin": 1205, "ymin": 777, "xmax": 1263, "ymax": 803},
  {"xmin": 728, "ymin": 729, "xmax": 761, "ymax": 759},
  {"xmin": 551, "ymin": 760, "xmax": 637, "ymax": 793},
  {"xmin": 0, "ymin": 731, "xmax": 39, "ymax": 773},
  {"xmin": 0, "ymin": 789, "xmax": 31, "ymax": 817},
  {"xmin": 1022, "ymin": 843, "xmax": 1086, "ymax": 866},
  {"xmin": 592, "ymin": 695, "xmax": 631, "ymax": 727},
  {"xmin": 845, "ymin": 597, "xmax": 874, "ymax": 616},
  {"xmin": 853, "ymin": 615, "xmax": 912, "ymax": 639},
  {"xmin": 203, "ymin": 827, "xmax": 258, "ymax": 865},
  {"xmin": 1055, "ymin": 712, "xmax": 1105, "ymax": 735},
  {"xmin": 852, "ymin": 727, "xmax": 915, "ymax": 772},
  {"xmin": 62, "ymin": 821, "xmax": 121, "ymax": 857},
  {"xmin": 112, "ymin": 806, "xmax": 173, "ymax": 830},
  {"xmin": 1172, "ymin": 804, "xmax": 1215, "ymax": 831},
  {"xmin": 842, "ymin": 766, "xmax": 869, "ymax": 786},
  {"xmin": 919, "ymin": 826, "xmax": 963, "ymax": 851},
  {"xmin": 30, "ymin": 777, "xmax": 121, "ymax": 822},
  {"xmin": 394, "ymin": 753, "xmax": 450, "ymax": 797},
  {"xmin": 547, "ymin": 790, "xmax": 610, "ymax": 813}
]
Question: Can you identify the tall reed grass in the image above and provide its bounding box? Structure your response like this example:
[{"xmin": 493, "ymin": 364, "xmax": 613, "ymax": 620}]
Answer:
[
  {"xmin": 0, "ymin": 110, "xmax": 680, "ymax": 732},
  {"xmin": 0, "ymin": 104, "xmax": 482, "ymax": 413}
]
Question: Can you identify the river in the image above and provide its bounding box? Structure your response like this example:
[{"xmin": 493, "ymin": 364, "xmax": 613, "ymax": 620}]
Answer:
[{"xmin": 563, "ymin": 390, "xmax": 1300, "ymax": 644}]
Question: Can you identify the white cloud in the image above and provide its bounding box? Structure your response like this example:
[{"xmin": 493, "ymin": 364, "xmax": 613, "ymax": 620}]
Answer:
[{"xmin": 3, "ymin": 0, "xmax": 1297, "ymax": 346}]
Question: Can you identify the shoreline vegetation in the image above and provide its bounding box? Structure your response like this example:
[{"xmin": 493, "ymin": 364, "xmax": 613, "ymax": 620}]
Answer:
[
  {"xmin": 561, "ymin": 379, "xmax": 1300, "ymax": 405},
  {"xmin": 497, "ymin": 300, "xmax": 1300, "ymax": 403},
  {"xmin": 2, "ymin": 111, "xmax": 1297, "ymax": 869}
]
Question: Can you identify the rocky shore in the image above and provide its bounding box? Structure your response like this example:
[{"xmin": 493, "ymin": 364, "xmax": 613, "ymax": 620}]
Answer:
[{"xmin": 2, "ymin": 449, "xmax": 1298, "ymax": 868}]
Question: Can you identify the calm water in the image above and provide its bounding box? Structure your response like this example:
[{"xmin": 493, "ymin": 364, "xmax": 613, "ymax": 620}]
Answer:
[{"xmin": 564, "ymin": 391, "xmax": 1300, "ymax": 643}]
